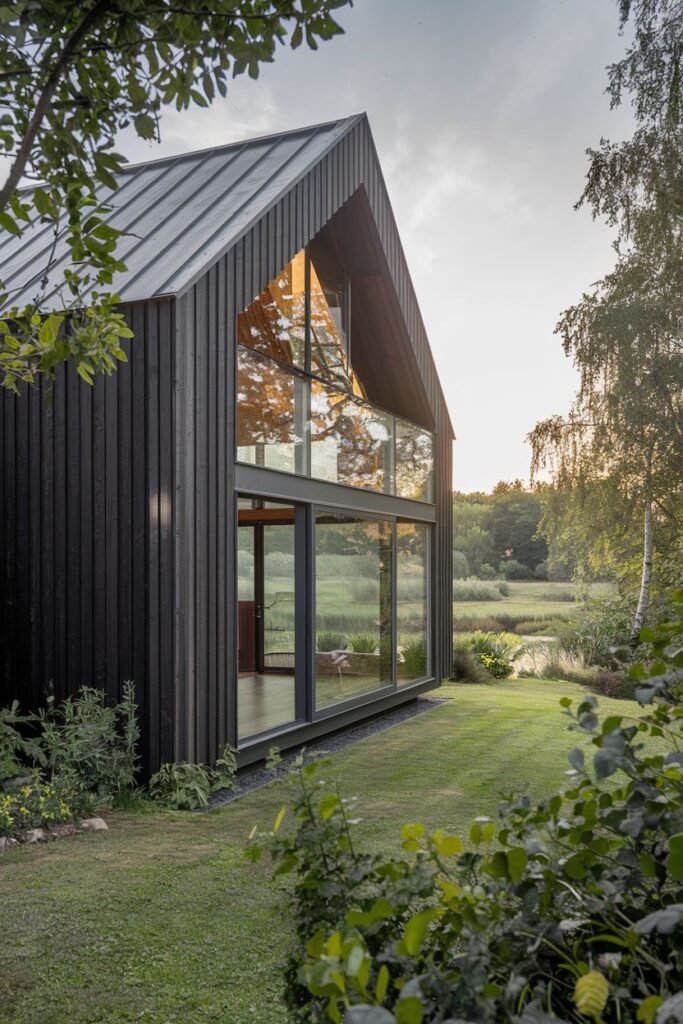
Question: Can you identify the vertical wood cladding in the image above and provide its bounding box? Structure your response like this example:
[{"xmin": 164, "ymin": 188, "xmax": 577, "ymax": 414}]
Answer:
[{"xmin": 0, "ymin": 299, "xmax": 175, "ymax": 772}]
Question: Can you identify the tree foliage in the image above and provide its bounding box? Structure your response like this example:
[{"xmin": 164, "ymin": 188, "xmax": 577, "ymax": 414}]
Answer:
[
  {"xmin": 0, "ymin": 0, "xmax": 352, "ymax": 390},
  {"xmin": 453, "ymin": 484, "xmax": 548, "ymax": 580},
  {"xmin": 248, "ymin": 595, "xmax": 683, "ymax": 1023},
  {"xmin": 530, "ymin": 0, "xmax": 683, "ymax": 633}
]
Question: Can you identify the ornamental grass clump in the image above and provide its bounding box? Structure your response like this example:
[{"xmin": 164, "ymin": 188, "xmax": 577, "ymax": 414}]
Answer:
[{"xmin": 248, "ymin": 592, "xmax": 683, "ymax": 1023}]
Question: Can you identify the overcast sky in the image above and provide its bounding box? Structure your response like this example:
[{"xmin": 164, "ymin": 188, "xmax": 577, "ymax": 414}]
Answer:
[{"xmin": 119, "ymin": 0, "xmax": 634, "ymax": 492}]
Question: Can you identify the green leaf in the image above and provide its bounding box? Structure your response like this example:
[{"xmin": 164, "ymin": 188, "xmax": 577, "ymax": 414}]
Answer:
[
  {"xmin": 273, "ymin": 805, "xmax": 286, "ymax": 833},
  {"xmin": 375, "ymin": 964, "xmax": 390, "ymax": 1003},
  {"xmin": 507, "ymin": 846, "xmax": 528, "ymax": 882},
  {"xmin": 667, "ymin": 833, "xmax": 683, "ymax": 881},
  {"xmin": 319, "ymin": 792, "xmax": 340, "ymax": 820},
  {"xmin": 403, "ymin": 909, "xmax": 438, "ymax": 956},
  {"xmin": 395, "ymin": 996, "xmax": 424, "ymax": 1024},
  {"xmin": 0, "ymin": 210, "xmax": 21, "ymax": 236},
  {"xmin": 637, "ymin": 995, "xmax": 663, "ymax": 1024}
]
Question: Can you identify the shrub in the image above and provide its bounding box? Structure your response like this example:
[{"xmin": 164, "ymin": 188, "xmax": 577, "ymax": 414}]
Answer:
[
  {"xmin": 400, "ymin": 638, "xmax": 427, "ymax": 678},
  {"xmin": 316, "ymin": 632, "xmax": 346, "ymax": 652},
  {"xmin": 534, "ymin": 559, "xmax": 548, "ymax": 579},
  {"xmin": 556, "ymin": 598, "xmax": 633, "ymax": 667},
  {"xmin": 451, "ymin": 645, "xmax": 489, "ymax": 683},
  {"xmin": 477, "ymin": 563, "xmax": 497, "ymax": 580},
  {"xmin": 38, "ymin": 683, "xmax": 140, "ymax": 804},
  {"xmin": 148, "ymin": 761, "xmax": 212, "ymax": 809},
  {"xmin": 497, "ymin": 581, "xmax": 510, "ymax": 596},
  {"xmin": 452, "ymin": 550, "xmax": 470, "ymax": 579},
  {"xmin": 348, "ymin": 633, "xmax": 376, "ymax": 654},
  {"xmin": 453, "ymin": 580, "xmax": 502, "ymax": 602},
  {"xmin": 0, "ymin": 701, "xmax": 42, "ymax": 783},
  {"xmin": 250, "ymin": 595, "xmax": 683, "ymax": 1023},
  {"xmin": 498, "ymin": 557, "xmax": 533, "ymax": 580},
  {"xmin": 463, "ymin": 631, "xmax": 517, "ymax": 678},
  {"xmin": 0, "ymin": 773, "xmax": 76, "ymax": 839}
]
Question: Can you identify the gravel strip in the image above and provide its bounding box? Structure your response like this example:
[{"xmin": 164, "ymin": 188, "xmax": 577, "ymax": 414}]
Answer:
[{"xmin": 207, "ymin": 695, "xmax": 451, "ymax": 810}]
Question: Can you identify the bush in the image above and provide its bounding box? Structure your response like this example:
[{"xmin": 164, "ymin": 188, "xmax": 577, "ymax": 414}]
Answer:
[
  {"xmin": 534, "ymin": 559, "xmax": 548, "ymax": 580},
  {"xmin": 453, "ymin": 580, "xmax": 502, "ymax": 602},
  {"xmin": 452, "ymin": 550, "xmax": 470, "ymax": 579},
  {"xmin": 38, "ymin": 683, "xmax": 140, "ymax": 804},
  {"xmin": 462, "ymin": 631, "xmax": 517, "ymax": 678},
  {"xmin": 148, "ymin": 761, "xmax": 212, "ymax": 809},
  {"xmin": 556, "ymin": 597, "xmax": 632, "ymax": 667},
  {"xmin": 316, "ymin": 632, "xmax": 346, "ymax": 652},
  {"xmin": 348, "ymin": 633, "xmax": 376, "ymax": 654},
  {"xmin": 250, "ymin": 595, "xmax": 683, "ymax": 1023},
  {"xmin": 451, "ymin": 645, "xmax": 490, "ymax": 683},
  {"xmin": 477, "ymin": 563, "xmax": 497, "ymax": 580},
  {"xmin": 0, "ymin": 701, "xmax": 42, "ymax": 783},
  {"xmin": 498, "ymin": 557, "xmax": 533, "ymax": 580},
  {"xmin": 497, "ymin": 581, "xmax": 510, "ymax": 596},
  {"xmin": 400, "ymin": 638, "xmax": 427, "ymax": 678},
  {"xmin": 0, "ymin": 773, "xmax": 77, "ymax": 839}
]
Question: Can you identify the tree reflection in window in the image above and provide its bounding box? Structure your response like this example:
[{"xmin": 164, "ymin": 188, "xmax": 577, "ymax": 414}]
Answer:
[
  {"xmin": 310, "ymin": 380, "xmax": 392, "ymax": 493},
  {"xmin": 395, "ymin": 419, "xmax": 434, "ymax": 502},
  {"xmin": 236, "ymin": 347, "xmax": 306, "ymax": 474},
  {"xmin": 309, "ymin": 248, "xmax": 351, "ymax": 389},
  {"xmin": 237, "ymin": 251, "xmax": 306, "ymax": 369}
]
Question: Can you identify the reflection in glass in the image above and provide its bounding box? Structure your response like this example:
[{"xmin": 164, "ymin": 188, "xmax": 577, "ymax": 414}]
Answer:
[
  {"xmin": 237, "ymin": 251, "xmax": 306, "ymax": 369},
  {"xmin": 395, "ymin": 419, "xmax": 434, "ymax": 502},
  {"xmin": 309, "ymin": 249, "xmax": 351, "ymax": 389},
  {"xmin": 396, "ymin": 522, "xmax": 430, "ymax": 684},
  {"xmin": 310, "ymin": 381, "xmax": 392, "ymax": 493},
  {"xmin": 237, "ymin": 498, "xmax": 297, "ymax": 740},
  {"xmin": 236, "ymin": 346, "xmax": 306, "ymax": 474},
  {"xmin": 315, "ymin": 513, "xmax": 393, "ymax": 710}
]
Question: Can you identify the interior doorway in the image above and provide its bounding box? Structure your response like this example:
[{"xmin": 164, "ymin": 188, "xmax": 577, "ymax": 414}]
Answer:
[{"xmin": 237, "ymin": 497, "xmax": 299, "ymax": 740}]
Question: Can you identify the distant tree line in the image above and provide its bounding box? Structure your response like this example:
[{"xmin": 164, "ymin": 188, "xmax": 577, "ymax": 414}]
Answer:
[{"xmin": 452, "ymin": 480, "xmax": 551, "ymax": 581}]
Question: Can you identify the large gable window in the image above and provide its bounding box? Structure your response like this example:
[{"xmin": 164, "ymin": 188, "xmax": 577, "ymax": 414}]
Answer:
[{"xmin": 236, "ymin": 248, "xmax": 435, "ymax": 503}]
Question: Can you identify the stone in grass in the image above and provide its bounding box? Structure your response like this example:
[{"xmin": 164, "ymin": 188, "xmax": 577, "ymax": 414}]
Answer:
[
  {"xmin": 24, "ymin": 828, "xmax": 45, "ymax": 844},
  {"xmin": 80, "ymin": 817, "xmax": 108, "ymax": 832}
]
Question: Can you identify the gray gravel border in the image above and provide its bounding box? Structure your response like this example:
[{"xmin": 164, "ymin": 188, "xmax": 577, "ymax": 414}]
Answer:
[{"xmin": 207, "ymin": 695, "xmax": 451, "ymax": 810}]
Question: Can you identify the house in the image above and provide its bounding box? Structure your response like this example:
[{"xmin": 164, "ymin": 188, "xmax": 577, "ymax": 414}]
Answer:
[{"xmin": 0, "ymin": 114, "xmax": 454, "ymax": 773}]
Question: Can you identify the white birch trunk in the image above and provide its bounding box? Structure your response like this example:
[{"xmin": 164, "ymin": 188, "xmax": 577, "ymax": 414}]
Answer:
[{"xmin": 630, "ymin": 500, "xmax": 653, "ymax": 644}]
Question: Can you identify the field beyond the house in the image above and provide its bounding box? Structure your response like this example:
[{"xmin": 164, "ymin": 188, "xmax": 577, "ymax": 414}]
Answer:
[
  {"xmin": 0, "ymin": 680, "xmax": 640, "ymax": 1024},
  {"xmin": 454, "ymin": 579, "xmax": 616, "ymax": 634}
]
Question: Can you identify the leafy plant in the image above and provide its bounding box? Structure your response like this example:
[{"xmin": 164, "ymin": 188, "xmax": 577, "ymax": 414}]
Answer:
[
  {"xmin": 213, "ymin": 744, "xmax": 239, "ymax": 792},
  {"xmin": 38, "ymin": 683, "xmax": 140, "ymax": 803},
  {"xmin": 400, "ymin": 638, "xmax": 427, "ymax": 679},
  {"xmin": 462, "ymin": 631, "xmax": 518, "ymax": 678},
  {"xmin": 0, "ymin": 701, "xmax": 42, "ymax": 783},
  {"xmin": 317, "ymin": 632, "xmax": 346, "ymax": 653},
  {"xmin": 348, "ymin": 633, "xmax": 376, "ymax": 654},
  {"xmin": 250, "ymin": 595, "xmax": 683, "ymax": 1023},
  {"xmin": 148, "ymin": 761, "xmax": 212, "ymax": 810},
  {"xmin": 451, "ymin": 644, "xmax": 489, "ymax": 683},
  {"xmin": 266, "ymin": 746, "xmax": 282, "ymax": 771},
  {"xmin": 0, "ymin": 772, "xmax": 76, "ymax": 839}
]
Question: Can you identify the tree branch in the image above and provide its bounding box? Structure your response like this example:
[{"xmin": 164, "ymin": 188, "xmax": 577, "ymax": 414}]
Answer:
[{"xmin": 0, "ymin": 0, "xmax": 112, "ymax": 214}]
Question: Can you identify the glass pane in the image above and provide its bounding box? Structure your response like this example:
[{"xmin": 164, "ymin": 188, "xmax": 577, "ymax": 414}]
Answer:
[
  {"xmin": 309, "ymin": 250, "xmax": 352, "ymax": 389},
  {"xmin": 238, "ymin": 499, "xmax": 297, "ymax": 740},
  {"xmin": 237, "ymin": 250, "xmax": 306, "ymax": 369},
  {"xmin": 395, "ymin": 419, "xmax": 434, "ymax": 502},
  {"xmin": 310, "ymin": 381, "xmax": 392, "ymax": 493},
  {"xmin": 396, "ymin": 522, "xmax": 430, "ymax": 684},
  {"xmin": 315, "ymin": 513, "xmax": 393, "ymax": 710},
  {"xmin": 236, "ymin": 346, "xmax": 307, "ymax": 474}
]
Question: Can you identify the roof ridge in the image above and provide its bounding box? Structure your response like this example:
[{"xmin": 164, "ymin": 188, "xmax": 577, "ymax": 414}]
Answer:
[{"xmin": 120, "ymin": 113, "xmax": 365, "ymax": 173}]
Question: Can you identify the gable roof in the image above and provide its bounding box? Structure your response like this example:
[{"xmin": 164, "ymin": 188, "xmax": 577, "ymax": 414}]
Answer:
[{"xmin": 1, "ymin": 115, "xmax": 359, "ymax": 310}]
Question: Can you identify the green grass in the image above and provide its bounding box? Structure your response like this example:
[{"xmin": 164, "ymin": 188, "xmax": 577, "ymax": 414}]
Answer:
[
  {"xmin": 0, "ymin": 679, "xmax": 638, "ymax": 1024},
  {"xmin": 455, "ymin": 580, "xmax": 616, "ymax": 632}
]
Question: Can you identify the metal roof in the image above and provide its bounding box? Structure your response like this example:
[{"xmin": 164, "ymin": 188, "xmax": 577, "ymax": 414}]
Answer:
[{"xmin": 0, "ymin": 115, "xmax": 359, "ymax": 310}]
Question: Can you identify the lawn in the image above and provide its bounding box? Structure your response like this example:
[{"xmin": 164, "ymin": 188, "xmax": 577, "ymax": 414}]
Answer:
[{"xmin": 0, "ymin": 679, "xmax": 639, "ymax": 1024}]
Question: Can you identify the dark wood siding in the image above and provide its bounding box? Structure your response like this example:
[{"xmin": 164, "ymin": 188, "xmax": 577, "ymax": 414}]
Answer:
[{"xmin": 0, "ymin": 299, "xmax": 176, "ymax": 772}]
